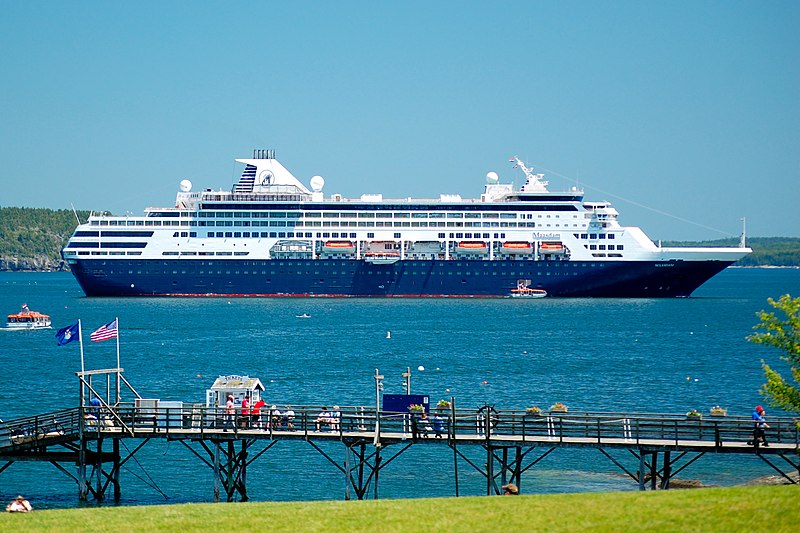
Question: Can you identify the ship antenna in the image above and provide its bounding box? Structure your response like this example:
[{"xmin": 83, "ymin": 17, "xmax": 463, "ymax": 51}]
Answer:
[{"xmin": 739, "ymin": 217, "xmax": 747, "ymax": 248}]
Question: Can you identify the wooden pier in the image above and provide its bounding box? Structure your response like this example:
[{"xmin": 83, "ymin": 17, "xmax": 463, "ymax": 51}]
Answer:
[{"xmin": 0, "ymin": 369, "xmax": 798, "ymax": 503}]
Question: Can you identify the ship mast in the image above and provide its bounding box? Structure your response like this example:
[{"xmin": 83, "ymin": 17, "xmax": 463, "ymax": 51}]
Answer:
[
  {"xmin": 510, "ymin": 156, "xmax": 548, "ymax": 192},
  {"xmin": 739, "ymin": 217, "xmax": 747, "ymax": 248}
]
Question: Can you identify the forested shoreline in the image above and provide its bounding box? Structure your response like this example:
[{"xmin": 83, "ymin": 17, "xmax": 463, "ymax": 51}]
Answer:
[{"xmin": 1, "ymin": 206, "xmax": 798, "ymax": 271}]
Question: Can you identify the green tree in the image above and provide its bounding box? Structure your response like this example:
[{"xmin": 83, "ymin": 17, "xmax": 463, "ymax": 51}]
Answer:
[{"xmin": 747, "ymin": 294, "xmax": 800, "ymax": 416}]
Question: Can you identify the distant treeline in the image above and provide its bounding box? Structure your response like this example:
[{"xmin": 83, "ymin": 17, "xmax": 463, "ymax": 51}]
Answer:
[
  {"xmin": 0, "ymin": 206, "xmax": 93, "ymax": 271},
  {"xmin": 0, "ymin": 206, "xmax": 798, "ymax": 270},
  {"xmin": 663, "ymin": 237, "xmax": 800, "ymax": 267}
]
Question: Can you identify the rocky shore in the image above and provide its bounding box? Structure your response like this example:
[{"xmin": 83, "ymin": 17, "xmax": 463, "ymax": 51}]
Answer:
[{"xmin": 0, "ymin": 256, "xmax": 65, "ymax": 272}]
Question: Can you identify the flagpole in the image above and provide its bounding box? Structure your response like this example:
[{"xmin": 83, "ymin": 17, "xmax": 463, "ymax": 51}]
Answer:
[
  {"xmin": 79, "ymin": 319, "xmax": 85, "ymax": 375},
  {"xmin": 116, "ymin": 316, "xmax": 121, "ymax": 405}
]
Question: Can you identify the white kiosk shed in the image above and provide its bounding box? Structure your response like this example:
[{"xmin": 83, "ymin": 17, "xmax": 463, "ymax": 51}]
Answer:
[{"xmin": 205, "ymin": 375, "xmax": 265, "ymax": 408}]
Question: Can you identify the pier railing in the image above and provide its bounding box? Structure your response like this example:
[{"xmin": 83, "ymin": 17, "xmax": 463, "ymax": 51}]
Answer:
[
  {"xmin": 0, "ymin": 408, "xmax": 81, "ymax": 449},
  {"xmin": 46, "ymin": 404, "xmax": 799, "ymax": 449},
  {"xmin": 2, "ymin": 404, "xmax": 797, "ymax": 452}
]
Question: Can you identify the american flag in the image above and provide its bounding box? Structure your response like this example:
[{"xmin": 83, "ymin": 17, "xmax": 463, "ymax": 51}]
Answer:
[{"xmin": 90, "ymin": 319, "xmax": 118, "ymax": 342}]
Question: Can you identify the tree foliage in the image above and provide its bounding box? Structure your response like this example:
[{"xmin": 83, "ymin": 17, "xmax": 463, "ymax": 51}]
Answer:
[
  {"xmin": 664, "ymin": 237, "xmax": 800, "ymax": 266},
  {"xmin": 0, "ymin": 206, "xmax": 93, "ymax": 269},
  {"xmin": 747, "ymin": 294, "xmax": 800, "ymax": 415}
]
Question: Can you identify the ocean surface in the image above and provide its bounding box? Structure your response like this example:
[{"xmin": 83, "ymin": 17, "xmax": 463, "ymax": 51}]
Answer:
[{"xmin": 0, "ymin": 268, "xmax": 798, "ymax": 508}]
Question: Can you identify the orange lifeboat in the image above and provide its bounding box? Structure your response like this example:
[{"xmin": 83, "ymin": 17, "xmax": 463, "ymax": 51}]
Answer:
[
  {"xmin": 540, "ymin": 242, "xmax": 565, "ymax": 253},
  {"xmin": 502, "ymin": 241, "xmax": 533, "ymax": 254},
  {"xmin": 458, "ymin": 241, "xmax": 487, "ymax": 249},
  {"xmin": 324, "ymin": 240, "xmax": 355, "ymax": 249}
]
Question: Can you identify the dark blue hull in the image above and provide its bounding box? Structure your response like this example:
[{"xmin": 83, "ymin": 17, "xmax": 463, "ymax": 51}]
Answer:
[{"xmin": 68, "ymin": 258, "xmax": 734, "ymax": 297}]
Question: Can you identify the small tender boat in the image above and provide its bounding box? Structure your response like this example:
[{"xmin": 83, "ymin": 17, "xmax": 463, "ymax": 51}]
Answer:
[
  {"xmin": 510, "ymin": 287, "xmax": 547, "ymax": 298},
  {"xmin": 364, "ymin": 252, "xmax": 401, "ymax": 265},
  {"xmin": 6, "ymin": 304, "xmax": 52, "ymax": 329}
]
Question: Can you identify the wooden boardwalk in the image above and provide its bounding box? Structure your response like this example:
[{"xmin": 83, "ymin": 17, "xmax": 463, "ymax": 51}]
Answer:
[{"xmin": 2, "ymin": 402, "xmax": 798, "ymax": 502}]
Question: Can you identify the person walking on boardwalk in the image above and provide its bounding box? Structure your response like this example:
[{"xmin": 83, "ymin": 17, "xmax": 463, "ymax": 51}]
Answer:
[
  {"xmin": 750, "ymin": 405, "xmax": 769, "ymax": 447},
  {"xmin": 224, "ymin": 394, "xmax": 235, "ymax": 431}
]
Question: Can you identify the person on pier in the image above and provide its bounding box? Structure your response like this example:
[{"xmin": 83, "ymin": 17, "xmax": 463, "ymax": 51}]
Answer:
[
  {"xmin": 282, "ymin": 406, "xmax": 295, "ymax": 430},
  {"xmin": 315, "ymin": 407, "xmax": 332, "ymax": 431},
  {"xmin": 750, "ymin": 405, "xmax": 770, "ymax": 447},
  {"xmin": 330, "ymin": 405, "xmax": 341, "ymax": 431},
  {"xmin": 251, "ymin": 398, "xmax": 266, "ymax": 428},
  {"xmin": 270, "ymin": 405, "xmax": 282, "ymax": 429},
  {"xmin": 223, "ymin": 394, "xmax": 235, "ymax": 431},
  {"xmin": 432, "ymin": 412, "xmax": 446, "ymax": 438},
  {"xmin": 240, "ymin": 395, "xmax": 250, "ymax": 429}
]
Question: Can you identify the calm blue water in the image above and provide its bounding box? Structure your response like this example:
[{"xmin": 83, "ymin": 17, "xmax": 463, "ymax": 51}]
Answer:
[{"xmin": 0, "ymin": 268, "xmax": 798, "ymax": 508}]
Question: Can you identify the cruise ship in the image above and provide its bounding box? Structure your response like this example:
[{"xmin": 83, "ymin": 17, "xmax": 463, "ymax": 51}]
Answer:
[{"xmin": 62, "ymin": 150, "xmax": 750, "ymax": 297}]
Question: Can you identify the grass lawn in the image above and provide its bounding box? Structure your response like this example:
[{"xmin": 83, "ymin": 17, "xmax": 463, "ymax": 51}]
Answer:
[{"xmin": 1, "ymin": 485, "xmax": 797, "ymax": 532}]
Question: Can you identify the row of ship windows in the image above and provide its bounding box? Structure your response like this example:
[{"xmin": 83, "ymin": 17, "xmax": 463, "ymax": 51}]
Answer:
[
  {"xmin": 198, "ymin": 232, "xmax": 512, "ymax": 240},
  {"xmin": 74, "ymin": 251, "xmax": 142, "ymax": 256},
  {"xmin": 574, "ymin": 233, "xmax": 615, "ymax": 240},
  {"xmin": 88, "ymin": 219, "xmax": 592, "ymax": 230},
  {"xmin": 197, "ymin": 221, "xmax": 542, "ymax": 228},
  {"xmin": 194, "ymin": 212, "xmax": 577, "ymax": 220},
  {"xmin": 196, "ymin": 202, "xmax": 583, "ymax": 212},
  {"xmin": 93, "ymin": 260, "xmax": 605, "ymax": 268},
  {"xmin": 587, "ymin": 245, "xmax": 623, "ymax": 251},
  {"xmin": 107, "ymin": 270, "xmax": 583, "ymax": 277}
]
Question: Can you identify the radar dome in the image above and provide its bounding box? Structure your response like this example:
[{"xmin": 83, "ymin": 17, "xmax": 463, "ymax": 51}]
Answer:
[
  {"xmin": 180, "ymin": 179, "xmax": 192, "ymax": 192},
  {"xmin": 486, "ymin": 171, "xmax": 499, "ymax": 184},
  {"xmin": 310, "ymin": 175, "xmax": 325, "ymax": 192}
]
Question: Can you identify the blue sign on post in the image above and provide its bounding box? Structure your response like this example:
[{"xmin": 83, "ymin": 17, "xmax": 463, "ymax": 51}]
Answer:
[{"xmin": 383, "ymin": 394, "xmax": 430, "ymax": 414}]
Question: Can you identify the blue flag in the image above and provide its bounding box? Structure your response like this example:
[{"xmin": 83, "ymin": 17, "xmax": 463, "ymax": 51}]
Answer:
[{"xmin": 56, "ymin": 322, "xmax": 80, "ymax": 346}]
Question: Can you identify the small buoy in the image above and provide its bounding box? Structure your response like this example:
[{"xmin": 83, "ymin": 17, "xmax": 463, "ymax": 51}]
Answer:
[
  {"xmin": 196, "ymin": 374, "xmax": 201, "ymax": 378},
  {"xmin": 418, "ymin": 365, "xmax": 425, "ymax": 371},
  {"xmin": 386, "ymin": 331, "xmax": 391, "ymax": 339},
  {"xmin": 694, "ymin": 378, "xmax": 699, "ymax": 382},
  {"xmin": 445, "ymin": 388, "xmax": 450, "ymax": 392},
  {"xmin": 481, "ymin": 380, "xmax": 488, "ymax": 385},
  {"xmin": 522, "ymin": 350, "xmax": 527, "ymax": 354},
  {"xmin": 228, "ymin": 301, "xmax": 232, "ymax": 304},
  {"xmin": 687, "ymin": 376, "xmax": 691, "ymax": 381}
]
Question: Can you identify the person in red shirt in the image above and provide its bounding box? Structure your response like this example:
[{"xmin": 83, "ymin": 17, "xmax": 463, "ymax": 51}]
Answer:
[
  {"xmin": 240, "ymin": 395, "xmax": 250, "ymax": 428},
  {"xmin": 251, "ymin": 398, "xmax": 267, "ymax": 428}
]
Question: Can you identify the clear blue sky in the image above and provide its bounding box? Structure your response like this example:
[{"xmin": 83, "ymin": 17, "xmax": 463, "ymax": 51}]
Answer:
[{"xmin": 1, "ymin": 1, "xmax": 797, "ymax": 241}]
